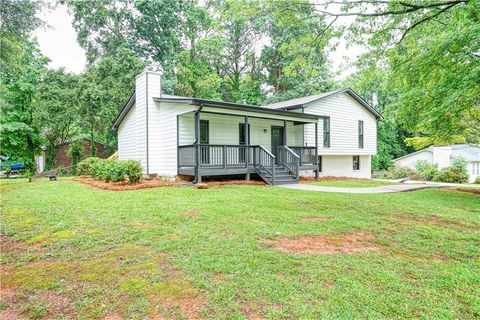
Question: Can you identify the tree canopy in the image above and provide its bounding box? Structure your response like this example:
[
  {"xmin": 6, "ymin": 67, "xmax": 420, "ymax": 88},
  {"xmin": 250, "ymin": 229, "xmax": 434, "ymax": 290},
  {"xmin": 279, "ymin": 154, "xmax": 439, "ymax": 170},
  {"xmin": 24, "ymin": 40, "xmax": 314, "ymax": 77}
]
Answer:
[{"xmin": 1, "ymin": 0, "xmax": 478, "ymax": 172}]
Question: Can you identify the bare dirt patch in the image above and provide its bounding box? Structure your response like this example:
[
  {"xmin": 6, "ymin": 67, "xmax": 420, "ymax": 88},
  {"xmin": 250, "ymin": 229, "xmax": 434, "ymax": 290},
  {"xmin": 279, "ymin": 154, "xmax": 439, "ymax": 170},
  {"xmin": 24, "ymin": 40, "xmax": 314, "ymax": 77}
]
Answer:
[
  {"xmin": 1, "ymin": 235, "xmax": 27, "ymax": 254},
  {"xmin": 0, "ymin": 287, "xmax": 22, "ymax": 320},
  {"xmin": 213, "ymin": 273, "xmax": 225, "ymax": 282},
  {"xmin": 397, "ymin": 214, "xmax": 477, "ymax": 231},
  {"xmin": 262, "ymin": 232, "xmax": 381, "ymax": 254},
  {"xmin": 184, "ymin": 210, "xmax": 200, "ymax": 218},
  {"xmin": 104, "ymin": 312, "xmax": 124, "ymax": 320}
]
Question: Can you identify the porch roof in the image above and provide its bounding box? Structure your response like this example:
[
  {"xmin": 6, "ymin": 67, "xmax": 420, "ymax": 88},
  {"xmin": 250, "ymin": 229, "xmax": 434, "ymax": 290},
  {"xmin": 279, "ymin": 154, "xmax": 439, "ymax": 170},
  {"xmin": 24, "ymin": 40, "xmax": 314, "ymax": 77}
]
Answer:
[
  {"xmin": 153, "ymin": 96, "xmax": 322, "ymax": 122},
  {"xmin": 113, "ymin": 92, "xmax": 321, "ymax": 130}
]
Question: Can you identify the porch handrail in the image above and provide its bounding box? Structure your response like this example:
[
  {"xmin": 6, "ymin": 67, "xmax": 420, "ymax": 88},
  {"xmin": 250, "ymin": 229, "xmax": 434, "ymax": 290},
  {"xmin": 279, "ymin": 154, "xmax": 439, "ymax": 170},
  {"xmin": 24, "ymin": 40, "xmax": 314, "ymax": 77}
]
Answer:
[
  {"xmin": 278, "ymin": 146, "xmax": 300, "ymax": 179},
  {"xmin": 253, "ymin": 145, "xmax": 276, "ymax": 184},
  {"xmin": 179, "ymin": 144, "xmax": 256, "ymax": 168},
  {"xmin": 287, "ymin": 146, "xmax": 317, "ymax": 165}
]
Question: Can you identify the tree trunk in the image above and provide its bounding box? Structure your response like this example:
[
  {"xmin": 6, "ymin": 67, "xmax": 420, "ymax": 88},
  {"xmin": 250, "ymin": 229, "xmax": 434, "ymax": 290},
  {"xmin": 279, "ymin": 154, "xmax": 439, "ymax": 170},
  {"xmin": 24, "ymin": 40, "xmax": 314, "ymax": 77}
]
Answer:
[{"xmin": 90, "ymin": 124, "xmax": 97, "ymax": 157}]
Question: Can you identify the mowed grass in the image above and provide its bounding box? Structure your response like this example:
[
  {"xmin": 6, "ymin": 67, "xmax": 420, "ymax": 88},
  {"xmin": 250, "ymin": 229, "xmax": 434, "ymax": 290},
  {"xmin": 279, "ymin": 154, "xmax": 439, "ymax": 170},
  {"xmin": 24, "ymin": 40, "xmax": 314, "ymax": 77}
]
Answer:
[
  {"xmin": 305, "ymin": 179, "xmax": 398, "ymax": 188},
  {"xmin": 1, "ymin": 178, "xmax": 479, "ymax": 319}
]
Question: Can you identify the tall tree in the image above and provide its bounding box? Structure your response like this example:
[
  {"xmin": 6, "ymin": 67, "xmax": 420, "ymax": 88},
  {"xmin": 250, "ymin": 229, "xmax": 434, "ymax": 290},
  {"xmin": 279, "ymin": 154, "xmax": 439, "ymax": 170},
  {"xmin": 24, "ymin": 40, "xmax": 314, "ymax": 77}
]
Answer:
[
  {"xmin": 345, "ymin": 66, "xmax": 411, "ymax": 169},
  {"xmin": 64, "ymin": 0, "xmax": 134, "ymax": 65},
  {"xmin": 35, "ymin": 69, "xmax": 81, "ymax": 170},
  {"xmin": 175, "ymin": 1, "xmax": 223, "ymax": 99},
  {"xmin": 261, "ymin": 0, "xmax": 334, "ymax": 102},
  {"xmin": 214, "ymin": 0, "xmax": 264, "ymax": 103},
  {"xmin": 0, "ymin": 40, "xmax": 48, "ymax": 171},
  {"xmin": 303, "ymin": 0, "xmax": 479, "ymax": 144},
  {"xmin": 77, "ymin": 47, "xmax": 145, "ymax": 154},
  {"xmin": 0, "ymin": 0, "xmax": 49, "ymax": 171}
]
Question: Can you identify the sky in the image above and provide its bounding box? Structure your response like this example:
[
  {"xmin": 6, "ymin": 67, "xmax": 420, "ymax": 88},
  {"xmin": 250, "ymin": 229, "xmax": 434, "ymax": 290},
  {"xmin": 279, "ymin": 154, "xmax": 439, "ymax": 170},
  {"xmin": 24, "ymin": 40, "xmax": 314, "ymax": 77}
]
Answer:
[
  {"xmin": 34, "ymin": 4, "xmax": 363, "ymax": 80},
  {"xmin": 34, "ymin": 4, "xmax": 87, "ymax": 73}
]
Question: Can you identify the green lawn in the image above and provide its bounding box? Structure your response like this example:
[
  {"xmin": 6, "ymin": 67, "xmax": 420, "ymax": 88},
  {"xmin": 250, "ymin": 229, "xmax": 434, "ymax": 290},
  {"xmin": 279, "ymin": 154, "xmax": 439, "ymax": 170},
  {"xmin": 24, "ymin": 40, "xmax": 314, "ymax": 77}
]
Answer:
[
  {"xmin": 1, "ymin": 178, "xmax": 479, "ymax": 319},
  {"xmin": 304, "ymin": 179, "xmax": 398, "ymax": 188}
]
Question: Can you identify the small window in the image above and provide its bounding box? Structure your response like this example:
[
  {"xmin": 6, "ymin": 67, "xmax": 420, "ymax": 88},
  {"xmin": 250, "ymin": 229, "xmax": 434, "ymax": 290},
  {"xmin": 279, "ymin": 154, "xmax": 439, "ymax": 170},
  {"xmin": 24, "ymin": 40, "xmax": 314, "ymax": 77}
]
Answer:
[
  {"xmin": 239, "ymin": 123, "xmax": 250, "ymax": 145},
  {"xmin": 353, "ymin": 155, "xmax": 360, "ymax": 170},
  {"xmin": 318, "ymin": 156, "xmax": 322, "ymax": 172},
  {"xmin": 323, "ymin": 117, "xmax": 330, "ymax": 148},
  {"xmin": 200, "ymin": 120, "xmax": 209, "ymax": 144},
  {"xmin": 358, "ymin": 120, "xmax": 364, "ymax": 149}
]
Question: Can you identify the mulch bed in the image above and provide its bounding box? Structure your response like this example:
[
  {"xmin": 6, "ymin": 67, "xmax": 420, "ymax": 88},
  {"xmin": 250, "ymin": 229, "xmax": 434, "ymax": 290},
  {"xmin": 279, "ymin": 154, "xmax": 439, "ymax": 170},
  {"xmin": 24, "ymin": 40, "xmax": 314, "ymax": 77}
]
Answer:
[
  {"xmin": 456, "ymin": 188, "xmax": 480, "ymax": 195},
  {"xmin": 74, "ymin": 176, "xmax": 180, "ymax": 191},
  {"xmin": 74, "ymin": 176, "xmax": 265, "ymax": 191},
  {"xmin": 204, "ymin": 180, "xmax": 265, "ymax": 186}
]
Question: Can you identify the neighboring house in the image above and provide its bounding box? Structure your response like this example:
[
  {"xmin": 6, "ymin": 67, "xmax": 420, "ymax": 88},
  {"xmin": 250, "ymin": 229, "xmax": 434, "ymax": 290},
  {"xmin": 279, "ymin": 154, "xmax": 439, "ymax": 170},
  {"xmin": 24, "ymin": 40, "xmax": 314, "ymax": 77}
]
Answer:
[
  {"xmin": 36, "ymin": 139, "xmax": 108, "ymax": 173},
  {"xmin": 113, "ymin": 69, "xmax": 382, "ymax": 185},
  {"xmin": 393, "ymin": 144, "xmax": 480, "ymax": 183}
]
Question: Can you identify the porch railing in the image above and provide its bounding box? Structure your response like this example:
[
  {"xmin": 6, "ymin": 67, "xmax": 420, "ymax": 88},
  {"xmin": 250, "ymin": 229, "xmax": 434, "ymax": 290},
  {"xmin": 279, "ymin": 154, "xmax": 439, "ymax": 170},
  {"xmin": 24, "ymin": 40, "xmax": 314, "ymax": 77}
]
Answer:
[
  {"xmin": 178, "ymin": 144, "xmax": 318, "ymax": 180},
  {"xmin": 278, "ymin": 146, "xmax": 300, "ymax": 178},
  {"xmin": 287, "ymin": 146, "xmax": 317, "ymax": 165},
  {"xmin": 253, "ymin": 145, "xmax": 276, "ymax": 182},
  {"xmin": 178, "ymin": 144, "xmax": 255, "ymax": 168}
]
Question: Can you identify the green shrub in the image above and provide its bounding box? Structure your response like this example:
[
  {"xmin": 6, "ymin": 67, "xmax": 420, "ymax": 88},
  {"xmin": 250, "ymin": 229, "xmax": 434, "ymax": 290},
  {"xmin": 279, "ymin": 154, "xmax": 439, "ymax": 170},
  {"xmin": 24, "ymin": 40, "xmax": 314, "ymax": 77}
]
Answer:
[
  {"xmin": 123, "ymin": 160, "xmax": 142, "ymax": 183},
  {"xmin": 383, "ymin": 165, "xmax": 416, "ymax": 179},
  {"xmin": 451, "ymin": 156, "xmax": 468, "ymax": 171},
  {"xmin": 92, "ymin": 159, "xmax": 117, "ymax": 182},
  {"xmin": 475, "ymin": 176, "xmax": 480, "ymax": 184},
  {"xmin": 77, "ymin": 157, "xmax": 101, "ymax": 176},
  {"xmin": 414, "ymin": 160, "xmax": 438, "ymax": 181},
  {"xmin": 78, "ymin": 158, "xmax": 142, "ymax": 184},
  {"xmin": 433, "ymin": 166, "xmax": 468, "ymax": 184}
]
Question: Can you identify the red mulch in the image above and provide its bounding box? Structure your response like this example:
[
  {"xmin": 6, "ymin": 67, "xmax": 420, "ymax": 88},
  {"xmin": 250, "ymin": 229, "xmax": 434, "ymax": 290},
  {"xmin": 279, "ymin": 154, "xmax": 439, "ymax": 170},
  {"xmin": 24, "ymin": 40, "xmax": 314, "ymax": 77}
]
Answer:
[
  {"xmin": 456, "ymin": 188, "xmax": 480, "ymax": 195},
  {"xmin": 74, "ymin": 176, "xmax": 180, "ymax": 191},
  {"xmin": 205, "ymin": 180, "xmax": 265, "ymax": 186},
  {"xmin": 74, "ymin": 176, "xmax": 265, "ymax": 191}
]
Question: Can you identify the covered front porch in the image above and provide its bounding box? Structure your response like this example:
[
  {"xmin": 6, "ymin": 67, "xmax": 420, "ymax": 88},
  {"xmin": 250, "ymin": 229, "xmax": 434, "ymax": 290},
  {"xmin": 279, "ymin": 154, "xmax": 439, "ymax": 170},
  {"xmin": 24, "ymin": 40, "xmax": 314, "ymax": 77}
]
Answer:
[{"xmin": 173, "ymin": 104, "xmax": 320, "ymax": 185}]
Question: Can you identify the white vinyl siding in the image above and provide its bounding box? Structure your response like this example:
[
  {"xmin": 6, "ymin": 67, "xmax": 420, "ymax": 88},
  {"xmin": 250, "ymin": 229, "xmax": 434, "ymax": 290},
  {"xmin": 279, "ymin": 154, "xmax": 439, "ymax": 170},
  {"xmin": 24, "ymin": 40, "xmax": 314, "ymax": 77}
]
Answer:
[
  {"xmin": 468, "ymin": 162, "xmax": 480, "ymax": 183},
  {"xmin": 118, "ymin": 103, "xmax": 137, "ymax": 161},
  {"xmin": 393, "ymin": 151, "xmax": 433, "ymax": 169},
  {"xmin": 134, "ymin": 74, "xmax": 147, "ymax": 170},
  {"xmin": 303, "ymin": 93, "xmax": 377, "ymax": 155},
  {"xmin": 149, "ymin": 102, "xmax": 197, "ymax": 176},
  {"xmin": 301, "ymin": 155, "xmax": 372, "ymax": 179},
  {"xmin": 178, "ymin": 112, "xmax": 303, "ymax": 152}
]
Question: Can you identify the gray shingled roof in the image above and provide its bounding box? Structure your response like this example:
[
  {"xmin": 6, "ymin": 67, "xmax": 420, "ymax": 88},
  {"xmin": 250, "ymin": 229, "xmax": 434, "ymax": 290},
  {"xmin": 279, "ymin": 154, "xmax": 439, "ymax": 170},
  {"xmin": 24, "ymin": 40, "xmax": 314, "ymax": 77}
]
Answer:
[
  {"xmin": 451, "ymin": 144, "xmax": 480, "ymax": 161},
  {"xmin": 262, "ymin": 88, "xmax": 383, "ymax": 120}
]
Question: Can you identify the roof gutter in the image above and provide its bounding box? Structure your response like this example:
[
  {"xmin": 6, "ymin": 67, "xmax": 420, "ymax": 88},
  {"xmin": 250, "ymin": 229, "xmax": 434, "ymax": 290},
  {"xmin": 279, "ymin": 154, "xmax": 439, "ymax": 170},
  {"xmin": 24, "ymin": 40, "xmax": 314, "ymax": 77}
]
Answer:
[{"xmin": 153, "ymin": 97, "xmax": 321, "ymax": 121}]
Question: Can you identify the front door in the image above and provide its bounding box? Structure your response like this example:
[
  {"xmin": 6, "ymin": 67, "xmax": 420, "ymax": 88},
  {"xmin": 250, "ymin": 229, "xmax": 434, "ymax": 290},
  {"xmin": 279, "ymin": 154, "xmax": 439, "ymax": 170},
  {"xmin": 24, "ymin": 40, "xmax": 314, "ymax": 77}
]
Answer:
[{"xmin": 271, "ymin": 126, "xmax": 284, "ymax": 163}]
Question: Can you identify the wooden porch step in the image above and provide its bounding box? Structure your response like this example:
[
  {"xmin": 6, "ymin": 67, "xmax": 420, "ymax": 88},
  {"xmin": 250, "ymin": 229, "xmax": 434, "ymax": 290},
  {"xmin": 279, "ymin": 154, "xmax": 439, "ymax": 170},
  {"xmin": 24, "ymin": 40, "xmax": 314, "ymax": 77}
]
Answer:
[{"xmin": 256, "ymin": 165, "xmax": 299, "ymax": 185}]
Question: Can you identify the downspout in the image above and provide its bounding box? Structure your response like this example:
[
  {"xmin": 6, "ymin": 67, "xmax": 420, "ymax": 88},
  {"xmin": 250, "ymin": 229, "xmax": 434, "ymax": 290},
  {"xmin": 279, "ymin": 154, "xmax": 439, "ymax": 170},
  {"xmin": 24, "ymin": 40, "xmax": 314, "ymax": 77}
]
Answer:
[{"xmin": 193, "ymin": 104, "xmax": 204, "ymax": 184}]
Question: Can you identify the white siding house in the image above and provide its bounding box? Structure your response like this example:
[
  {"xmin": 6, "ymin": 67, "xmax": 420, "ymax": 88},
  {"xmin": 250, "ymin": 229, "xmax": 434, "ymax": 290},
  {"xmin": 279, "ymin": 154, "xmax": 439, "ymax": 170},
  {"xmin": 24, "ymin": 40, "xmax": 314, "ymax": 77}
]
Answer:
[
  {"xmin": 265, "ymin": 89, "xmax": 382, "ymax": 179},
  {"xmin": 114, "ymin": 69, "xmax": 382, "ymax": 184},
  {"xmin": 393, "ymin": 145, "xmax": 480, "ymax": 183}
]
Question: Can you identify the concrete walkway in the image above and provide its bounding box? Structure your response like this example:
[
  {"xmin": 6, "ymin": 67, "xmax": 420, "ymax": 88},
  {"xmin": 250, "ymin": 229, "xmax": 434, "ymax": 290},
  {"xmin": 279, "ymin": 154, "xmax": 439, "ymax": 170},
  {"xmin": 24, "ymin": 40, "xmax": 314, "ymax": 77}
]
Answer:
[{"xmin": 278, "ymin": 183, "xmax": 450, "ymax": 194}]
